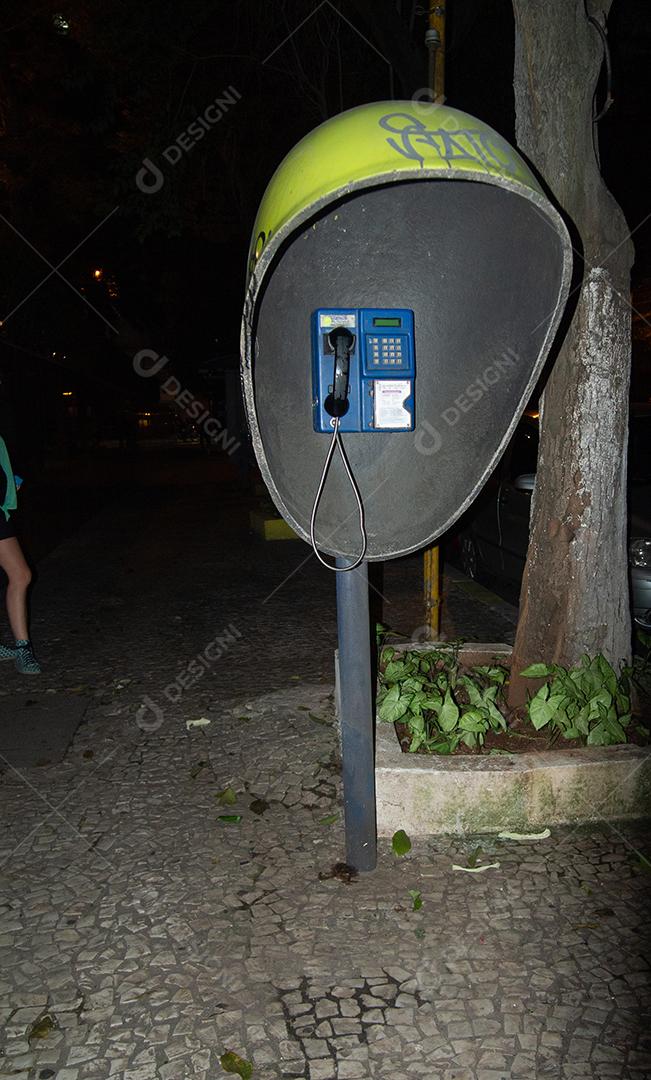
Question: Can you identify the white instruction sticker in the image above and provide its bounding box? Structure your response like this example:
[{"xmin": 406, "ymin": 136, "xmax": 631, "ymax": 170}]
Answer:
[
  {"xmin": 319, "ymin": 312, "xmax": 356, "ymax": 329},
  {"xmin": 373, "ymin": 379, "xmax": 412, "ymax": 429}
]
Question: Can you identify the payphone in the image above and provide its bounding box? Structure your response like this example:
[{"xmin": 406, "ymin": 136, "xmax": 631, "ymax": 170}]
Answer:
[
  {"xmin": 312, "ymin": 308, "xmax": 415, "ymax": 433},
  {"xmin": 310, "ymin": 307, "xmax": 416, "ymax": 569},
  {"xmin": 240, "ymin": 100, "xmax": 572, "ymax": 870}
]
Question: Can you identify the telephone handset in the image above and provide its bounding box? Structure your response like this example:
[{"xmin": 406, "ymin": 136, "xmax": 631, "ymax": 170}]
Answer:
[{"xmin": 324, "ymin": 326, "xmax": 355, "ymax": 419}]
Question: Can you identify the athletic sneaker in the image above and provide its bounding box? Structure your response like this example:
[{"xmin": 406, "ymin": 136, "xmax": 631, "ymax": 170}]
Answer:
[
  {"xmin": 0, "ymin": 643, "xmax": 16, "ymax": 661},
  {"xmin": 14, "ymin": 643, "xmax": 41, "ymax": 675}
]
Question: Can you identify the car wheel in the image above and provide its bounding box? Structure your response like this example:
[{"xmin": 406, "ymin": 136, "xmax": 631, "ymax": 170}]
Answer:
[{"xmin": 460, "ymin": 534, "xmax": 479, "ymax": 580}]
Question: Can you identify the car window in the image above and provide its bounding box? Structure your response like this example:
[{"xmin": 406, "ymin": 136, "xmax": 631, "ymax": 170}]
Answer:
[
  {"xmin": 508, "ymin": 423, "xmax": 539, "ymax": 481},
  {"xmin": 629, "ymin": 415, "xmax": 651, "ymax": 483}
]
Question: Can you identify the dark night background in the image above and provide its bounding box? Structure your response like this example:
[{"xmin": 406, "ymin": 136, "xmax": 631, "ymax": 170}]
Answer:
[{"xmin": 0, "ymin": 0, "xmax": 650, "ymax": 485}]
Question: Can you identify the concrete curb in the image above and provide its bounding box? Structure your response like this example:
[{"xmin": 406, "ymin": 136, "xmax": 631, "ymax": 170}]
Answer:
[{"xmin": 374, "ymin": 642, "xmax": 651, "ymax": 835}]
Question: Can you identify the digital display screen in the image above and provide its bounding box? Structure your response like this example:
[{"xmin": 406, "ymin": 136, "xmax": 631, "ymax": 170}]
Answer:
[{"xmin": 373, "ymin": 317, "xmax": 401, "ymax": 327}]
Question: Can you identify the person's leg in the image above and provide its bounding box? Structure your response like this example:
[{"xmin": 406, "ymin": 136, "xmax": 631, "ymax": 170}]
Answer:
[{"xmin": 0, "ymin": 536, "xmax": 32, "ymax": 641}]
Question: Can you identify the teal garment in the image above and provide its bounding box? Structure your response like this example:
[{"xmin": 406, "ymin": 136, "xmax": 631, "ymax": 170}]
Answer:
[{"xmin": 0, "ymin": 436, "xmax": 17, "ymax": 522}]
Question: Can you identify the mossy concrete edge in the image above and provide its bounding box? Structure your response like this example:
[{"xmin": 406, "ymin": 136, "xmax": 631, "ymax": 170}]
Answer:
[{"xmin": 374, "ymin": 643, "xmax": 651, "ymax": 835}]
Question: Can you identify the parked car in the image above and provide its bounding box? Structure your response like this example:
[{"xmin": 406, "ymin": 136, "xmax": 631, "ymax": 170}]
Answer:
[{"xmin": 459, "ymin": 407, "xmax": 651, "ymax": 630}]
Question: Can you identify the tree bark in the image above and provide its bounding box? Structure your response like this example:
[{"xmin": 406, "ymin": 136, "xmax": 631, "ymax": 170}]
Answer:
[{"xmin": 508, "ymin": 0, "xmax": 634, "ymax": 705}]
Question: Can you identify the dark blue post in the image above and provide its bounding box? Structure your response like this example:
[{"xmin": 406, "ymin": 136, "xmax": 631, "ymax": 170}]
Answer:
[{"xmin": 335, "ymin": 558, "xmax": 377, "ymax": 872}]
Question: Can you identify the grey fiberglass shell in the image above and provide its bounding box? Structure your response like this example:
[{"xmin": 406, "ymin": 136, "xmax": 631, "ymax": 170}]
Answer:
[{"xmin": 243, "ymin": 177, "xmax": 571, "ymax": 561}]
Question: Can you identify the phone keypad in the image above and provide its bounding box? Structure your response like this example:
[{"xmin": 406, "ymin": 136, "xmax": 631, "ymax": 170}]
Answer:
[{"xmin": 367, "ymin": 335, "xmax": 405, "ymax": 366}]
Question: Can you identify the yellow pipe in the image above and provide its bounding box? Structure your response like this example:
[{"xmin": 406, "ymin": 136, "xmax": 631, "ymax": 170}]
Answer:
[
  {"xmin": 428, "ymin": 4, "xmax": 446, "ymax": 103},
  {"xmin": 424, "ymin": 544, "xmax": 441, "ymax": 640}
]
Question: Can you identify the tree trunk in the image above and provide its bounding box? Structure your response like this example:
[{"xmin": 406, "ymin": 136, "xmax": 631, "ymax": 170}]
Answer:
[{"xmin": 508, "ymin": 0, "xmax": 634, "ymax": 706}]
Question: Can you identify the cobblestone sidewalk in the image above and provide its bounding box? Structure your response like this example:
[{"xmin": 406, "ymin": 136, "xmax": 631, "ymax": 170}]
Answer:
[{"xmin": 0, "ymin": 461, "xmax": 649, "ymax": 1079}]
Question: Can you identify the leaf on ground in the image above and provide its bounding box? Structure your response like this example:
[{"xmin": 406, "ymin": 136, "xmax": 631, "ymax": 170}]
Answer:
[
  {"xmin": 190, "ymin": 760, "xmax": 207, "ymax": 779},
  {"xmin": 392, "ymin": 829, "xmax": 412, "ymax": 856},
  {"xmin": 318, "ymin": 861, "xmax": 358, "ymax": 883},
  {"xmin": 186, "ymin": 716, "xmax": 211, "ymax": 729},
  {"xmin": 452, "ymin": 862, "xmax": 500, "ymax": 873},
  {"xmin": 216, "ymin": 786, "xmax": 237, "ymax": 805},
  {"xmin": 497, "ymin": 828, "xmax": 551, "ymax": 841},
  {"xmin": 220, "ymin": 1050, "xmax": 253, "ymax": 1079},
  {"xmin": 308, "ymin": 712, "xmax": 330, "ymax": 726},
  {"xmin": 467, "ymin": 846, "xmax": 482, "ymax": 868},
  {"xmin": 318, "ymin": 814, "xmax": 338, "ymax": 825},
  {"xmin": 408, "ymin": 889, "xmax": 423, "ymax": 911},
  {"xmin": 29, "ymin": 1014, "xmax": 56, "ymax": 1040},
  {"xmin": 217, "ymin": 814, "xmax": 242, "ymax": 824},
  {"xmin": 249, "ymin": 799, "xmax": 269, "ymax": 816},
  {"xmin": 414, "ymin": 927, "xmax": 425, "ymax": 940}
]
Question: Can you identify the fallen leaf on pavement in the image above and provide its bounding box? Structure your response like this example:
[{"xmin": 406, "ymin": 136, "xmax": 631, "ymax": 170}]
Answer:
[
  {"xmin": 29, "ymin": 1015, "xmax": 57, "ymax": 1040},
  {"xmin": 498, "ymin": 828, "xmax": 551, "ymax": 841},
  {"xmin": 452, "ymin": 862, "xmax": 500, "ymax": 873},
  {"xmin": 318, "ymin": 862, "xmax": 358, "ymax": 884},
  {"xmin": 392, "ymin": 829, "xmax": 412, "ymax": 856},
  {"xmin": 186, "ymin": 717, "xmax": 211, "ymax": 729},
  {"xmin": 220, "ymin": 1050, "xmax": 253, "ymax": 1078},
  {"xmin": 216, "ymin": 787, "xmax": 237, "ymax": 805}
]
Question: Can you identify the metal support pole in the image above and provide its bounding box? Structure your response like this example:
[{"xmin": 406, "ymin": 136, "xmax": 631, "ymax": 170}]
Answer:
[{"xmin": 335, "ymin": 557, "xmax": 377, "ymax": 872}]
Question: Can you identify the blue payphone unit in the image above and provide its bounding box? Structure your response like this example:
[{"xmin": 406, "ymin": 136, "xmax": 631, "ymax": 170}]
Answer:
[{"xmin": 312, "ymin": 308, "xmax": 415, "ymax": 433}]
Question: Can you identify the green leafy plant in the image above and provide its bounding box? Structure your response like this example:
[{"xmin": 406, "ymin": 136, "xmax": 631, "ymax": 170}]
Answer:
[
  {"xmin": 376, "ymin": 622, "xmax": 413, "ymax": 648},
  {"xmin": 377, "ymin": 645, "xmax": 508, "ymax": 753},
  {"xmin": 378, "ymin": 644, "xmax": 644, "ymax": 754},
  {"xmin": 521, "ymin": 654, "xmax": 632, "ymax": 746}
]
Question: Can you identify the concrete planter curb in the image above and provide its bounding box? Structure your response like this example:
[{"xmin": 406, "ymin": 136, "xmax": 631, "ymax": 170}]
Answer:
[{"xmin": 372, "ymin": 642, "xmax": 651, "ymax": 835}]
